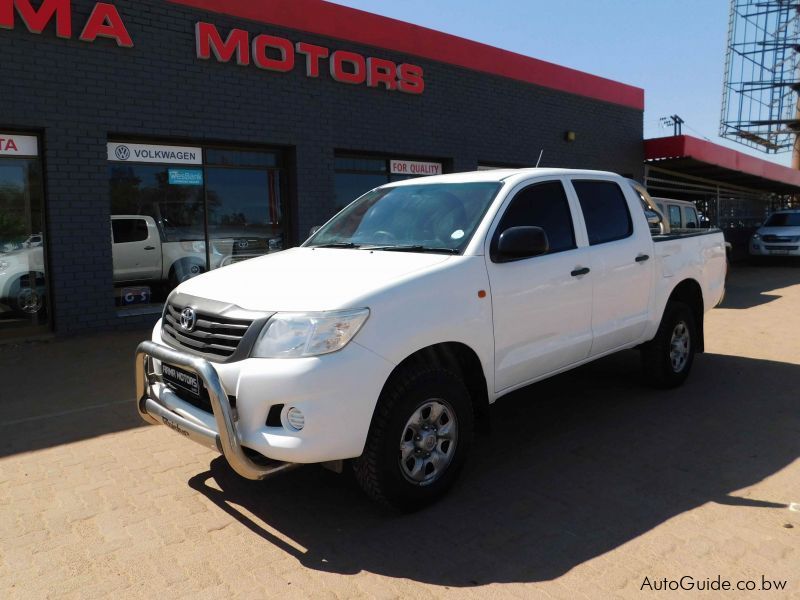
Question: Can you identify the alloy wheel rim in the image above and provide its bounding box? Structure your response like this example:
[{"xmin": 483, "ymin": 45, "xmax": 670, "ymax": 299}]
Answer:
[
  {"xmin": 18, "ymin": 289, "xmax": 43, "ymax": 314},
  {"xmin": 669, "ymin": 321, "xmax": 690, "ymax": 372},
  {"xmin": 399, "ymin": 399, "xmax": 458, "ymax": 486}
]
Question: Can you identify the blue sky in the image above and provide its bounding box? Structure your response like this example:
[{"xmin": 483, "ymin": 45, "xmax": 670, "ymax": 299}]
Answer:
[{"xmin": 331, "ymin": 0, "xmax": 792, "ymax": 166}]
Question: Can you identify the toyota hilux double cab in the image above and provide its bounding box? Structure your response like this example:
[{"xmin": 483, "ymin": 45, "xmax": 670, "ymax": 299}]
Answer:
[{"xmin": 135, "ymin": 169, "xmax": 727, "ymax": 510}]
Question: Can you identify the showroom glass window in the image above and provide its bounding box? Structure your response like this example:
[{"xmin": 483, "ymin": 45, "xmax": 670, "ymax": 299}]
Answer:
[
  {"xmin": 333, "ymin": 155, "xmax": 445, "ymax": 213},
  {"xmin": 108, "ymin": 144, "xmax": 285, "ymax": 312},
  {"xmin": 0, "ymin": 135, "xmax": 48, "ymax": 337},
  {"xmin": 205, "ymin": 149, "xmax": 284, "ymax": 270}
]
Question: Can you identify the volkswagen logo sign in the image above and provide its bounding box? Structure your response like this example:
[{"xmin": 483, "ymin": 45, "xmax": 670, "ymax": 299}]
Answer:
[
  {"xmin": 114, "ymin": 145, "xmax": 131, "ymax": 161},
  {"xmin": 179, "ymin": 307, "xmax": 197, "ymax": 332}
]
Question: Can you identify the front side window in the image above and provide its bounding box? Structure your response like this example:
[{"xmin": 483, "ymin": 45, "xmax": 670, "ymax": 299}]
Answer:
[
  {"xmin": 307, "ymin": 182, "xmax": 502, "ymax": 253},
  {"xmin": 494, "ymin": 181, "xmax": 576, "ymax": 254},
  {"xmin": 572, "ymin": 180, "xmax": 633, "ymax": 245},
  {"xmin": 112, "ymin": 218, "xmax": 149, "ymax": 244}
]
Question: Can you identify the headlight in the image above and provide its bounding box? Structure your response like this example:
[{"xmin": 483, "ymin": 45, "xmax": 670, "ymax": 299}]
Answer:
[
  {"xmin": 751, "ymin": 233, "xmax": 761, "ymax": 240},
  {"xmin": 251, "ymin": 308, "xmax": 370, "ymax": 358}
]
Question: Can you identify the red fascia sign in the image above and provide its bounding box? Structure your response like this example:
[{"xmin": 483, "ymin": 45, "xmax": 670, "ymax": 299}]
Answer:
[
  {"xmin": 195, "ymin": 22, "xmax": 425, "ymax": 95},
  {"xmin": 0, "ymin": 0, "xmax": 133, "ymax": 47}
]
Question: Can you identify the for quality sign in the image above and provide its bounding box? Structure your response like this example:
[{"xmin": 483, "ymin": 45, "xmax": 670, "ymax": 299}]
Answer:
[{"xmin": 107, "ymin": 142, "xmax": 202, "ymax": 165}]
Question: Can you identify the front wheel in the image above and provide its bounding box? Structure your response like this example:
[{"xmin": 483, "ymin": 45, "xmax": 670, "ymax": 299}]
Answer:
[
  {"xmin": 353, "ymin": 365, "xmax": 474, "ymax": 511},
  {"xmin": 641, "ymin": 301, "xmax": 697, "ymax": 389}
]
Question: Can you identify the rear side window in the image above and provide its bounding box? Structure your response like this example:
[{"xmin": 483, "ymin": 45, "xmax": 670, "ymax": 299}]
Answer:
[
  {"xmin": 683, "ymin": 207, "xmax": 699, "ymax": 228},
  {"xmin": 572, "ymin": 180, "xmax": 633, "ymax": 245},
  {"xmin": 495, "ymin": 181, "xmax": 576, "ymax": 254},
  {"xmin": 112, "ymin": 219, "xmax": 149, "ymax": 244},
  {"xmin": 668, "ymin": 206, "xmax": 682, "ymax": 229}
]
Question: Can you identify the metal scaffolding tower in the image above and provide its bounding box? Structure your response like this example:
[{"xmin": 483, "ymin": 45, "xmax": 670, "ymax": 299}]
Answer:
[{"xmin": 720, "ymin": 0, "xmax": 800, "ymax": 161}]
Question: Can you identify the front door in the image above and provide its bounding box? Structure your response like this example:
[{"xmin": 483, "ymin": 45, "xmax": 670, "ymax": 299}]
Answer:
[
  {"xmin": 111, "ymin": 217, "xmax": 162, "ymax": 282},
  {"xmin": 487, "ymin": 179, "xmax": 593, "ymax": 392}
]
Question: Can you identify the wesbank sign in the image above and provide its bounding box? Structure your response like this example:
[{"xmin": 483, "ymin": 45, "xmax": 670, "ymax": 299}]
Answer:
[{"xmin": 0, "ymin": 1, "xmax": 426, "ymax": 95}]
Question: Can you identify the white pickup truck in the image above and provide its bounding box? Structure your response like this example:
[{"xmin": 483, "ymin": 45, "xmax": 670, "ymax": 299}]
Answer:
[{"xmin": 135, "ymin": 169, "xmax": 727, "ymax": 510}]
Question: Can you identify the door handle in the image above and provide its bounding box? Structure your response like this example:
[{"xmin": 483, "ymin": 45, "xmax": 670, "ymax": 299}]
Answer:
[
  {"xmin": 144, "ymin": 246, "xmax": 156, "ymax": 250},
  {"xmin": 571, "ymin": 267, "xmax": 591, "ymax": 277},
  {"xmin": 635, "ymin": 254, "xmax": 650, "ymax": 263}
]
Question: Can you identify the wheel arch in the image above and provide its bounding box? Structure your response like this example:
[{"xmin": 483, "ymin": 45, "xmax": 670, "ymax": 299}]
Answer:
[
  {"xmin": 665, "ymin": 278, "xmax": 704, "ymax": 352},
  {"xmin": 380, "ymin": 342, "xmax": 491, "ymax": 433}
]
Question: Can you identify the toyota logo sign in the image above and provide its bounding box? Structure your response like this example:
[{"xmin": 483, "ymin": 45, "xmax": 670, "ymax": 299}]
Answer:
[
  {"xmin": 114, "ymin": 145, "xmax": 131, "ymax": 161},
  {"xmin": 179, "ymin": 307, "xmax": 197, "ymax": 332}
]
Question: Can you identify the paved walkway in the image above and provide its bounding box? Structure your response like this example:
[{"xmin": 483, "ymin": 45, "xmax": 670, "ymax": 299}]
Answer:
[{"xmin": 1, "ymin": 265, "xmax": 799, "ymax": 599}]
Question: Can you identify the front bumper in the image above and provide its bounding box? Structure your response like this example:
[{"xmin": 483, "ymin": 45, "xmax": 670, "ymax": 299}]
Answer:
[
  {"xmin": 136, "ymin": 340, "xmax": 297, "ymax": 480},
  {"xmin": 750, "ymin": 243, "xmax": 800, "ymax": 256},
  {"xmin": 136, "ymin": 326, "xmax": 396, "ymax": 477}
]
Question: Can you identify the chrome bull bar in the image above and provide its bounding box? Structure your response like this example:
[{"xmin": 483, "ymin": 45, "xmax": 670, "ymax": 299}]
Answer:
[{"xmin": 135, "ymin": 340, "xmax": 297, "ymax": 480}]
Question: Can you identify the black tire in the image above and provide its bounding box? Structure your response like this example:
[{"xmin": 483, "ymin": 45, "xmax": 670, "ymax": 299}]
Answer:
[
  {"xmin": 353, "ymin": 365, "xmax": 474, "ymax": 511},
  {"xmin": 641, "ymin": 301, "xmax": 697, "ymax": 389}
]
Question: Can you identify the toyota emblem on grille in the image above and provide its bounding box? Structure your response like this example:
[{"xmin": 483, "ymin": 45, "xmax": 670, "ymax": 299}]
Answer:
[
  {"xmin": 238, "ymin": 239, "xmax": 249, "ymax": 249},
  {"xmin": 179, "ymin": 307, "xmax": 197, "ymax": 332}
]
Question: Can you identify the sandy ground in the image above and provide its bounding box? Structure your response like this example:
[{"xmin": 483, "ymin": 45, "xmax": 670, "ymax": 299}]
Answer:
[{"xmin": 0, "ymin": 263, "xmax": 798, "ymax": 599}]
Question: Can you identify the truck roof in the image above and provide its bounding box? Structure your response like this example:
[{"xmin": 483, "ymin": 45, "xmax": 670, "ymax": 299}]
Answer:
[{"xmin": 384, "ymin": 168, "xmax": 621, "ymax": 186}]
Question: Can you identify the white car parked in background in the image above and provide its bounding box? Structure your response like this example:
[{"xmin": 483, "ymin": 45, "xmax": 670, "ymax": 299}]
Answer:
[
  {"xmin": 135, "ymin": 169, "xmax": 727, "ymax": 510},
  {"xmin": 750, "ymin": 209, "xmax": 800, "ymax": 257}
]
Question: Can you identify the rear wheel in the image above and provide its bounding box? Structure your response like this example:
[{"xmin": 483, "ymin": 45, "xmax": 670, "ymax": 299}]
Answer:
[
  {"xmin": 354, "ymin": 365, "xmax": 474, "ymax": 511},
  {"xmin": 641, "ymin": 301, "xmax": 696, "ymax": 389}
]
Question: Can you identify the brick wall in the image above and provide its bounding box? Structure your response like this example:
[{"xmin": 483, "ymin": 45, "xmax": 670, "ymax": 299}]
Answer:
[{"xmin": 0, "ymin": 0, "xmax": 643, "ymax": 334}]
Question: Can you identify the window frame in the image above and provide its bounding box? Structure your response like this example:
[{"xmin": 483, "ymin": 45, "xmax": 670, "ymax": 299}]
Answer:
[
  {"xmin": 487, "ymin": 178, "xmax": 580, "ymax": 263},
  {"xmin": 570, "ymin": 179, "xmax": 634, "ymax": 246}
]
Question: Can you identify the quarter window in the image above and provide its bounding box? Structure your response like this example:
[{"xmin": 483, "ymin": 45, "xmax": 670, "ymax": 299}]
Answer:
[
  {"xmin": 572, "ymin": 180, "xmax": 633, "ymax": 245},
  {"xmin": 495, "ymin": 181, "xmax": 576, "ymax": 254}
]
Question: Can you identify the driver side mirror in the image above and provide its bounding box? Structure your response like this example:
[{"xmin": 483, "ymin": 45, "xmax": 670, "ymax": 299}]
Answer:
[{"xmin": 494, "ymin": 226, "xmax": 549, "ymax": 263}]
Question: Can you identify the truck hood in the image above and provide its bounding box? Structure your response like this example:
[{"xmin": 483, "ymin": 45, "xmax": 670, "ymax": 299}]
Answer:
[
  {"xmin": 174, "ymin": 247, "xmax": 454, "ymax": 312},
  {"xmin": 757, "ymin": 226, "xmax": 800, "ymax": 237}
]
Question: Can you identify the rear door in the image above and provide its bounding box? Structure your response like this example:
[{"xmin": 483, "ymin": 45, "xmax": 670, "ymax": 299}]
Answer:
[
  {"xmin": 111, "ymin": 217, "xmax": 162, "ymax": 282},
  {"xmin": 567, "ymin": 179, "xmax": 654, "ymax": 356},
  {"xmin": 486, "ymin": 178, "xmax": 594, "ymax": 392}
]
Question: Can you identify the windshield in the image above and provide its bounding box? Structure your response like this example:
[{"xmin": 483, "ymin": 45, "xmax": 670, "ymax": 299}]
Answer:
[
  {"xmin": 764, "ymin": 213, "xmax": 800, "ymax": 227},
  {"xmin": 305, "ymin": 182, "xmax": 503, "ymax": 253}
]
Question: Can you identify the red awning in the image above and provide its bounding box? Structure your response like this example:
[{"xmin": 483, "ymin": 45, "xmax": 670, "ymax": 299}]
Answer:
[{"xmin": 645, "ymin": 135, "xmax": 800, "ymax": 192}]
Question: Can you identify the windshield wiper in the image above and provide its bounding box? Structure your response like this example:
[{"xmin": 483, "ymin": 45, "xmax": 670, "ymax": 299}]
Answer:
[
  {"xmin": 312, "ymin": 242, "xmax": 362, "ymax": 249},
  {"xmin": 363, "ymin": 245, "xmax": 460, "ymax": 254}
]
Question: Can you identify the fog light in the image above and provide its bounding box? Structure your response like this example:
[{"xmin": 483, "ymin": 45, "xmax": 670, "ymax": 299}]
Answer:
[{"xmin": 286, "ymin": 407, "xmax": 305, "ymax": 431}]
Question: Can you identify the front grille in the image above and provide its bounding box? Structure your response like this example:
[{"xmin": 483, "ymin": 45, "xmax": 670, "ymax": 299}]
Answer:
[
  {"xmin": 160, "ymin": 292, "xmax": 273, "ymax": 363},
  {"xmin": 762, "ymin": 235, "xmax": 794, "ymax": 243},
  {"xmin": 163, "ymin": 303, "xmax": 252, "ymax": 359},
  {"xmin": 765, "ymin": 245, "xmax": 799, "ymax": 251}
]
